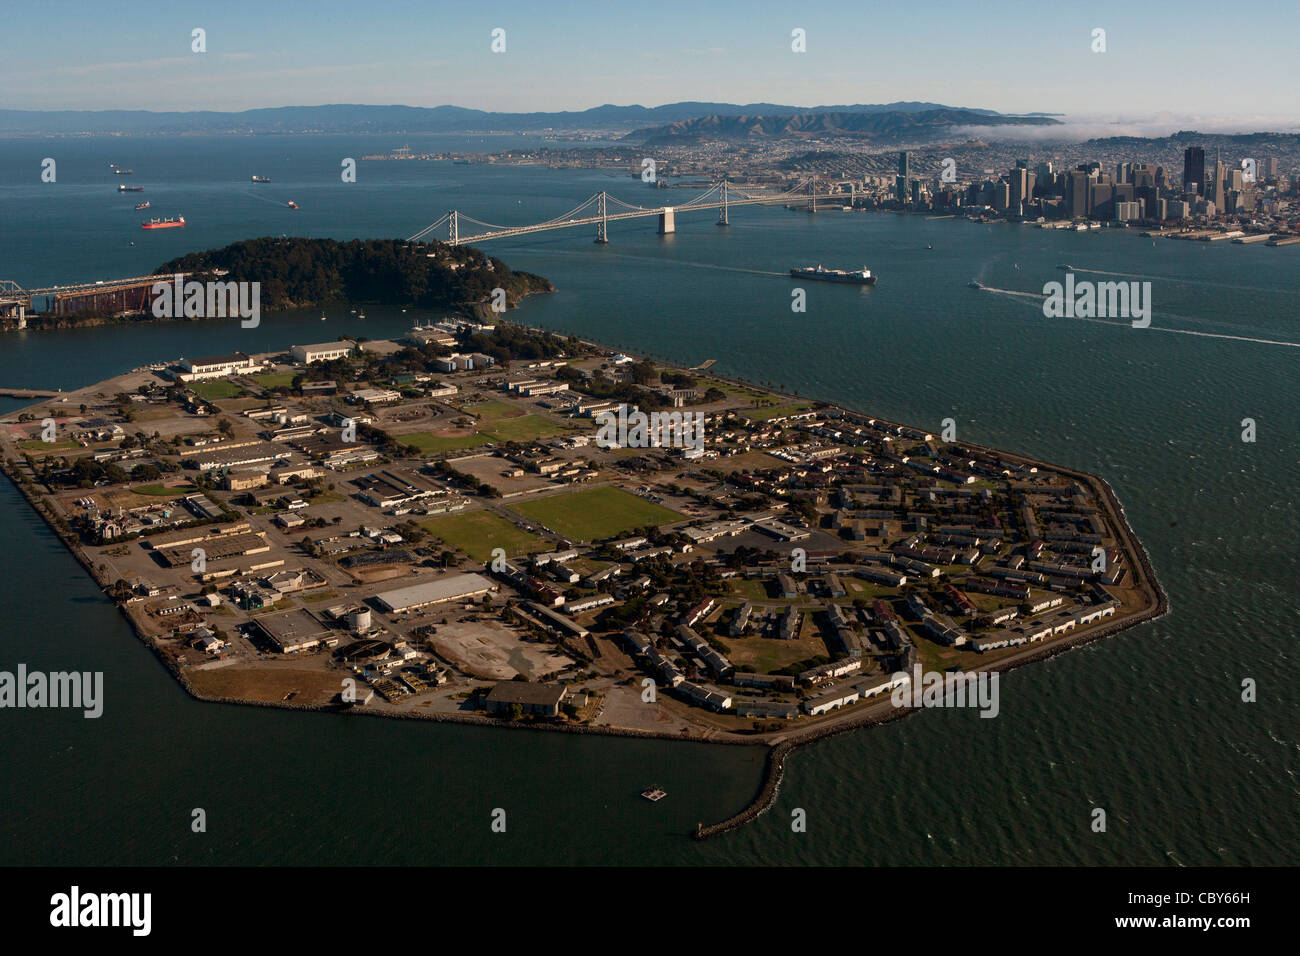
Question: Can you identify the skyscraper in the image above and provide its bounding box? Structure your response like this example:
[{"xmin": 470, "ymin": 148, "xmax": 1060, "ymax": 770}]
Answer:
[
  {"xmin": 895, "ymin": 150, "xmax": 910, "ymax": 204},
  {"xmin": 1212, "ymin": 158, "xmax": 1226, "ymax": 211},
  {"xmin": 1067, "ymin": 170, "xmax": 1090, "ymax": 217},
  {"xmin": 1183, "ymin": 147, "xmax": 1205, "ymax": 195}
]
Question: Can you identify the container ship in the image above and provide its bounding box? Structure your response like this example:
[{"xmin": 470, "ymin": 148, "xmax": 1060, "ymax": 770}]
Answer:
[
  {"xmin": 134, "ymin": 201, "xmax": 150, "ymax": 210},
  {"xmin": 141, "ymin": 216, "xmax": 185, "ymax": 230},
  {"xmin": 790, "ymin": 264, "xmax": 877, "ymax": 285},
  {"xmin": 251, "ymin": 175, "xmax": 271, "ymax": 183},
  {"xmin": 118, "ymin": 184, "xmax": 144, "ymax": 192}
]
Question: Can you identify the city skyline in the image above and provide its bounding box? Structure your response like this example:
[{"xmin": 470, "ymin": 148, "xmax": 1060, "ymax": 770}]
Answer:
[{"xmin": 6, "ymin": 0, "xmax": 1300, "ymax": 123}]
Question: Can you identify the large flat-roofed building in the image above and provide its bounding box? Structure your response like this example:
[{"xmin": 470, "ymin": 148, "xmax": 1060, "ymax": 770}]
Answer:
[
  {"xmin": 485, "ymin": 681, "xmax": 566, "ymax": 717},
  {"xmin": 249, "ymin": 607, "xmax": 332, "ymax": 654},
  {"xmin": 373, "ymin": 573, "xmax": 497, "ymax": 613},
  {"xmin": 190, "ymin": 441, "xmax": 292, "ymax": 473},
  {"xmin": 154, "ymin": 531, "xmax": 270, "ymax": 568},
  {"xmin": 180, "ymin": 352, "xmax": 256, "ymax": 381},
  {"xmin": 291, "ymin": 341, "xmax": 356, "ymax": 365}
]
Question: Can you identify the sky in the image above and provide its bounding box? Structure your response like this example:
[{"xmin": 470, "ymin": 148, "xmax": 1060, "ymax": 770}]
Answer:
[{"xmin": 4, "ymin": 0, "xmax": 1299, "ymax": 129}]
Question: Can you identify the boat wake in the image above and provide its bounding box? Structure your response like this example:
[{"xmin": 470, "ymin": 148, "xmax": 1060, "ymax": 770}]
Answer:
[
  {"xmin": 1065, "ymin": 265, "xmax": 1287, "ymax": 296},
  {"xmin": 979, "ymin": 286, "xmax": 1300, "ymax": 349}
]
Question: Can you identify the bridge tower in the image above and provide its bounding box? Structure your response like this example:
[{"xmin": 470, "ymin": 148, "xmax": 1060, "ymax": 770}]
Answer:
[
  {"xmin": 449, "ymin": 210, "xmax": 459, "ymax": 246},
  {"xmin": 809, "ymin": 175, "xmax": 818, "ymax": 214},
  {"xmin": 595, "ymin": 192, "xmax": 609, "ymax": 244},
  {"xmin": 718, "ymin": 180, "xmax": 729, "ymax": 226}
]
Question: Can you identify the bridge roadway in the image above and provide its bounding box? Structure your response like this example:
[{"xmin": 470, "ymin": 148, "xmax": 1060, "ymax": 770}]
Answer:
[{"xmin": 446, "ymin": 192, "xmax": 840, "ymax": 245}]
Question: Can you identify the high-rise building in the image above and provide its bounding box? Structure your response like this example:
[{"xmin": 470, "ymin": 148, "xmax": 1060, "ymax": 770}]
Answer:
[
  {"xmin": 1183, "ymin": 147, "xmax": 1205, "ymax": 195},
  {"xmin": 1067, "ymin": 170, "xmax": 1090, "ymax": 217},
  {"xmin": 895, "ymin": 150, "xmax": 910, "ymax": 204},
  {"xmin": 1212, "ymin": 159, "xmax": 1226, "ymax": 211},
  {"xmin": 1117, "ymin": 162, "xmax": 1133, "ymax": 184},
  {"xmin": 1009, "ymin": 167, "xmax": 1029, "ymax": 211}
]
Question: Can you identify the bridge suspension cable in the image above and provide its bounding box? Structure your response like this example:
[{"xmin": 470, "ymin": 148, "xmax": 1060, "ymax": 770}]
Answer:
[{"xmin": 404, "ymin": 175, "xmax": 831, "ymax": 246}]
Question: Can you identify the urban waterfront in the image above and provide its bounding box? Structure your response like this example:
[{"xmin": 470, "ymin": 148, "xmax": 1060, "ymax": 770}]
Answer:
[{"xmin": 0, "ymin": 136, "xmax": 1296, "ymax": 865}]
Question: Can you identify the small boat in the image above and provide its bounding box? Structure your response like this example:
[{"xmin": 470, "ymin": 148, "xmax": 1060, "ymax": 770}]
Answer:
[
  {"xmin": 320, "ymin": 313, "xmax": 327, "ymax": 321},
  {"xmin": 968, "ymin": 280, "xmax": 985, "ymax": 290},
  {"xmin": 641, "ymin": 787, "xmax": 667, "ymax": 802},
  {"xmin": 926, "ymin": 243, "xmax": 933, "ymax": 250},
  {"xmin": 1056, "ymin": 263, "xmax": 1073, "ymax": 270},
  {"xmin": 286, "ymin": 200, "xmax": 298, "ymax": 209},
  {"xmin": 251, "ymin": 175, "xmax": 271, "ymax": 183},
  {"xmin": 135, "ymin": 201, "xmax": 150, "ymax": 210},
  {"xmin": 358, "ymin": 311, "xmax": 366, "ymax": 318}
]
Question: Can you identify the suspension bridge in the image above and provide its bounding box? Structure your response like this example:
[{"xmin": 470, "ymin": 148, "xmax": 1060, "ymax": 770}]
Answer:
[{"xmin": 406, "ymin": 177, "xmax": 847, "ymax": 246}]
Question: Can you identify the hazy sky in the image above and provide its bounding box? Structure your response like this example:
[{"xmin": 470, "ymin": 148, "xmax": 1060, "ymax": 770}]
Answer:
[{"xmin": 5, "ymin": 0, "xmax": 1299, "ymax": 128}]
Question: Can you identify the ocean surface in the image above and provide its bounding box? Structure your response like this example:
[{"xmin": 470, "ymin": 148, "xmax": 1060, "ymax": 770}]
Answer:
[{"xmin": 0, "ymin": 135, "xmax": 1296, "ymax": 865}]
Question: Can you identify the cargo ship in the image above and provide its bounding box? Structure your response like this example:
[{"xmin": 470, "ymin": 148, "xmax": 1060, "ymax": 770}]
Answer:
[
  {"xmin": 134, "ymin": 201, "xmax": 150, "ymax": 210},
  {"xmin": 118, "ymin": 184, "xmax": 144, "ymax": 192},
  {"xmin": 141, "ymin": 216, "xmax": 185, "ymax": 230},
  {"xmin": 790, "ymin": 264, "xmax": 877, "ymax": 285},
  {"xmin": 251, "ymin": 175, "xmax": 271, "ymax": 183}
]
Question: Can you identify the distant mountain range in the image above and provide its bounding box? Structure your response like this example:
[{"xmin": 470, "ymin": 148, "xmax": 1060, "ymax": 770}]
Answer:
[
  {"xmin": 0, "ymin": 102, "xmax": 1059, "ymax": 136},
  {"xmin": 623, "ymin": 109, "xmax": 1063, "ymax": 146}
]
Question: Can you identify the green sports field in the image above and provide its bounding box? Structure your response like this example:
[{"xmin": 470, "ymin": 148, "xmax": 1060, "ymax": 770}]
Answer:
[
  {"xmin": 510, "ymin": 485, "xmax": 682, "ymax": 542},
  {"xmin": 189, "ymin": 380, "xmax": 245, "ymax": 400},
  {"xmin": 402, "ymin": 415, "xmax": 572, "ymax": 454},
  {"xmin": 420, "ymin": 509, "xmax": 549, "ymax": 562}
]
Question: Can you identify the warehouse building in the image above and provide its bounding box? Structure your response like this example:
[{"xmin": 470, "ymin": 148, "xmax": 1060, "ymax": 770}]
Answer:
[
  {"xmin": 485, "ymin": 681, "xmax": 567, "ymax": 717},
  {"xmin": 249, "ymin": 608, "xmax": 332, "ymax": 654},
  {"xmin": 291, "ymin": 341, "xmax": 356, "ymax": 365},
  {"xmin": 373, "ymin": 573, "xmax": 497, "ymax": 613}
]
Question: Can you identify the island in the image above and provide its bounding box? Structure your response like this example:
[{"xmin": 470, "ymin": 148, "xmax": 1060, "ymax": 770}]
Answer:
[{"xmin": 0, "ymin": 275, "xmax": 1165, "ymax": 839}]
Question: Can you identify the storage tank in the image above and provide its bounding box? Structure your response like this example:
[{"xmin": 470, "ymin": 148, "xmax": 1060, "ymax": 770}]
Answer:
[{"xmin": 347, "ymin": 607, "xmax": 372, "ymax": 631}]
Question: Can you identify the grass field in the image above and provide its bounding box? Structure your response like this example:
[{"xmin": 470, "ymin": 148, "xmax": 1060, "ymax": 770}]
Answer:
[
  {"xmin": 746, "ymin": 402, "xmax": 814, "ymax": 421},
  {"xmin": 510, "ymin": 485, "xmax": 682, "ymax": 542},
  {"xmin": 403, "ymin": 431, "xmax": 493, "ymax": 454},
  {"xmin": 421, "ymin": 509, "xmax": 548, "ymax": 562},
  {"xmin": 402, "ymin": 415, "xmax": 571, "ymax": 454},
  {"xmin": 189, "ymin": 380, "xmax": 246, "ymax": 400},
  {"xmin": 251, "ymin": 372, "xmax": 296, "ymax": 389},
  {"xmin": 133, "ymin": 483, "xmax": 198, "ymax": 496},
  {"xmin": 18, "ymin": 440, "xmax": 79, "ymax": 454},
  {"xmin": 463, "ymin": 400, "xmax": 519, "ymax": 420},
  {"xmin": 727, "ymin": 632, "xmax": 828, "ymax": 674}
]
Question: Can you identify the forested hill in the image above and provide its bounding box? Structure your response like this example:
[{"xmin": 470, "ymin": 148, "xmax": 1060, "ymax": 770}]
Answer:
[{"xmin": 154, "ymin": 237, "xmax": 553, "ymax": 314}]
